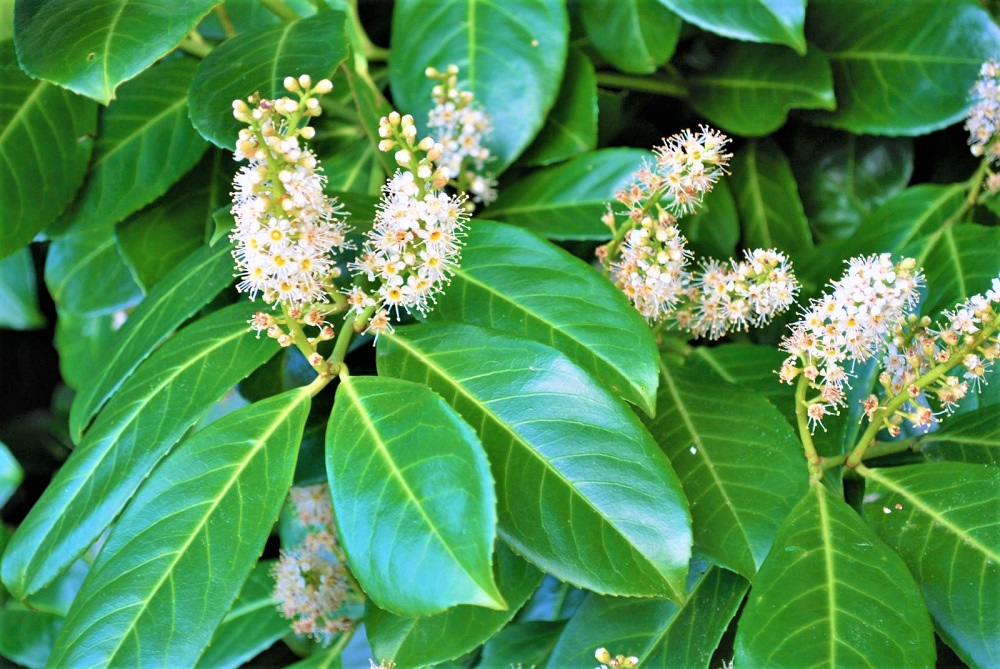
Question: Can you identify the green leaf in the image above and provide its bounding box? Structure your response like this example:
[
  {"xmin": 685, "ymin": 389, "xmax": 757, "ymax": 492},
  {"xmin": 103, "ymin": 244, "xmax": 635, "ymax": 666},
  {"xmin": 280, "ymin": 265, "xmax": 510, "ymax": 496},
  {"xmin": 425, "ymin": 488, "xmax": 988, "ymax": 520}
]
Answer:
[
  {"xmin": 648, "ymin": 362, "xmax": 807, "ymax": 578},
  {"xmin": 520, "ymin": 48, "xmax": 598, "ymax": 166},
  {"xmin": 377, "ymin": 323, "xmax": 691, "ymax": 599},
  {"xmin": 13, "ymin": 0, "xmax": 221, "ymax": 104},
  {"xmin": 805, "ymin": 0, "xmax": 1000, "ymax": 135},
  {"xmin": 0, "ymin": 247, "xmax": 43, "ymax": 329},
  {"xmin": 48, "ymin": 390, "xmax": 310, "ymax": 668},
  {"xmin": 486, "ymin": 148, "xmax": 647, "ymax": 240},
  {"xmin": 366, "ymin": 544, "xmax": 542, "ymax": 666},
  {"xmin": 326, "ymin": 375, "xmax": 503, "ymax": 616},
  {"xmin": 578, "ymin": 0, "xmax": 680, "ymax": 75},
  {"xmin": 659, "ymin": 0, "xmax": 806, "ymax": 53},
  {"xmin": 730, "ymin": 138, "xmax": 812, "ymax": 256},
  {"xmin": 52, "ymin": 309, "xmax": 118, "ymax": 391},
  {"xmin": 546, "ymin": 561, "xmax": 748, "ymax": 668},
  {"xmin": 342, "ymin": 58, "xmax": 396, "ymax": 179},
  {"xmin": 688, "ymin": 43, "xmax": 834, "ymax": 137},
  {"xmin": 430, "ymin": 220, "xmax": 658, "ymax": 415},
  {"xmin": 686, "ymin": 343, "xmax": 794, "ymax": 427},
  {"xmin": 861, "ymin": 463, "xmax": 1000, "ymax": 668},
  {"xmin": 321, "ymin": 138, "xmax": 379, "ymax": 193},
  {"xmin": 389, "ymin": 0, "xmax": 568, "ymax": 170},
  {"xmin": 478, "ymin": 620, "xmax": 565, "ymax": 669},
  {"xmin": 1, "ymin": 303, "xmax": 279, "ymax": 599},
  {"xmin": 189, "ymin": 11, "xmax": 349, "ymax": 150},
  {"xmin": 0, "ymin": 440, "xmax": 21, "ymax": 509},
  {"xmin": 792, "ymin": 131, "xmax": 913, "ymax": 242},
  {"xmin": 911, "ymin": 224, "xmax": 1000, "ymax": 317},
  {"xmin": 920, "ymin": 409, "xmax": 1000, "ymax": 465},
  {"xmin": 676, "ymin": 179, "xmax": 739, "ymax": 260},
  {"xmin": 0, "ymin": 41, "xmax": 95, "ymax": 258},
  {"xmin": 735, "ymin": 482, "xmax": 935, "ymax": 668},
  {"xmin": 69, "ymin": 242, "xmax": 237, "ymax": 440},
  {"xmin": 197, "ymin": 561, "xmax": 288, "ymax": 669},
  {"xmin": 848, "ymin": 184, "xmax": 966, "ymax": 258},
  {"xmin": 0, "ymin": 604, "xmax": 63, "ymax": 669},
  {"xmin": 43, "ymin": 225, "xmax": 142, "ymax": 316}
]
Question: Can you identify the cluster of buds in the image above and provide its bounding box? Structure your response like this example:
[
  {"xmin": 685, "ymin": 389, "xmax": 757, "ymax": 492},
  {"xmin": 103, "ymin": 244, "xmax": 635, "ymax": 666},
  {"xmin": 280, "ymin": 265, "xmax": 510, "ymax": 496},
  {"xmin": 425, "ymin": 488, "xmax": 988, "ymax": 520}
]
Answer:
[
  {"xmin": 966, "ymin": 59, "xmax": 1000, "ymax": 167},
  {"xmin": 595, "ymin": 647, "xmax": 639, "ymax": 669},
  {"xmin": 778, "ymin": 254, "xmax": 924, "ymax": 432},
  {"xmin": 425, "ymin": 65, "xmax": 498, "ymax": 204},
  {"xmin": 611, "ymin": 210, "xmax": 690, "ymax": 321},
  {"xmin": 230, "ymin": 75, "xmax": 351, "ymax": 309},
  {"xmin": 346, "ymin": 112, "xmax": 469, "ymax": 337},
  {"xmin": 248, "ymin": 307, "xmax": 336, "ymax": 368},
  {"xmin": 272, "ymin": 484, "xmax": 353, "ymax": 646}
]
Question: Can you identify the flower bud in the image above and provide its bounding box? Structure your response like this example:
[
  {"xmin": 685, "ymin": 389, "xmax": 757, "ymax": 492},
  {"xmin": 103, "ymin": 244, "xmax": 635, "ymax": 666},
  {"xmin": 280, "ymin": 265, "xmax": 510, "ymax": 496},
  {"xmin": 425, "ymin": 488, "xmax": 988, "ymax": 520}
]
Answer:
[
  {"xmin": 314, "ymin": 78, "xmax": 333, "ymax": 94},
  {"xmin": 283, "ymin": 76, "xmax": 299, "ymax": 92}
]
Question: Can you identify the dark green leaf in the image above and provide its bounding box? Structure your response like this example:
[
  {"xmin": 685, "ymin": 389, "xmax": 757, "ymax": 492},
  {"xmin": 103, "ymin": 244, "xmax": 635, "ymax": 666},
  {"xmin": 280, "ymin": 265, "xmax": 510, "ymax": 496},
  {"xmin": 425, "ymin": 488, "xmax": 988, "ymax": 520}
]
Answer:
[
  {"xmin": 730, "ymin": 139, "xmax": 812, "ymax": 255},
  {"xmin": 0, "ymin": 440, "xmax": 21, "ymax": 509},
  {"xmin": 648, "ymin": 362, "xmax": 807, "ymax": 578},
  {"xmin": 14, "ymin": 0, "xmax": 221, "ymax": 104},
  {"xmin": 431, "ymin": 220, "xmax": 659, "ymax": 415},
  {"xmin": 676, "ymin": 180, "xmax": 739, "ymax": 260},
  {"xmin": 688, "ymin": 44, "xmax": 834, "ymax": 137},
  {"xmin": 579, "ymin": 0, "xmax": 680, "ymax": 75},
  {"xmin": 805, "ymin": 0, "xmax": 1000, "ymax": 135},
  {"xmin": 189, "ymin": 11, "xmax": 349, "ymax": 150},
  {"xmin": 659, "ymin": 0, "xmax": 806, "ymax": 53},
  {"xmin": 378, "ymin": 323, "xmax": 691, "ymax": 599},
  {"xmin": 547, "ymin": 561, "xmax": 748, "ymax": 668},
  {"xmin": 520, "ymin": 48, "xmax": 598, "ymax": 166},
  {"xmin": 0, "ymin": 41, "xmax": 95, "ymax": 258},
  {"xmin": 686, "ymin": 343, "xmax": 793, "ymax": 427},
  {"xmin": 735, "ymin": 482, "xmax": 935, "ymax": 668},
  {"xmin": 321, "ymin": 138, "xmax": 380, "ymax": 193},
  {"xmin": 861, "ymin": 463, "xmax": 1000, "ymax": 668},
  {"xmin": 53, "ymin": 310, "xmax": 118, "ymax": 391},
  {"xmin": 43, "ymin": 225, "xmax": 142, "ymax": 316},
  {"xmin": 326, "ymin": 375, "xmax": 503, "ymax": 616},
  {"xmin": 911, "ymin": 224, "xmax": 1000, "ymax": 317},
  {"xmin": 0, "ymin": 604, "xmax": 62, "ymax": 669},
  {"xmin": 48, "ymin": 390, "xmax": 310, "ymax": 668},
  {"xmin": 343, "ymin": 58, "xmax": 396, "ymax": 179},
  {"xmin": 1, "ymin": 304, "xmax": 279, "ymax": 599},
  {"xmin": 486, "ymin": 148, "xmax": 647, "ymax": 240},
  {"xmin": 197, "ymin": 561, "xmax": 288, "ymax": 669},
  {"xmin": 69, "ymin": 242, "xmax": 237, "ymax": 440},
  {"xmin": 477, "ymin": 620, "xmax": 564, "ymax": 669},
  {"xmin": 389, "ymin": 0, "xmax": 568, "ymax": 170},
  {"xmin": 366, "ymin": 544, "xmax": 542, "ymax": 666},
  {"xmin": 920, "ymin": 409, "xmax": 1000, "ymax": 465},
  {"xmin": 0, "ymin": 247, "xmax": 43, "ymax": 329}
]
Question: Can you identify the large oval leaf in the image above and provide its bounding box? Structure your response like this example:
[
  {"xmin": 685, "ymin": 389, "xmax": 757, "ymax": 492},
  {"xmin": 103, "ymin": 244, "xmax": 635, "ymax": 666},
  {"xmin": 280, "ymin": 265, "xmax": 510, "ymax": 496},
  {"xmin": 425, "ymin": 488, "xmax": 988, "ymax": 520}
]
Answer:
[
  {"xmin": 486, "ymin": 148, "xmax": 647, "ymax": 240},
  {"xmin": 0, "ymin": 440, "xmax": 22, "ymax": 510},
  {"xmin": 659, "ymin": 0, "xmax": 806, "ymax": 53},
  {"xmin": 648, "ymin": 361, "xmax": 807, "ymax": 578},
  {"xmin": 920, "ymin": 409, "xmax": 1000, "ymax": 466},
  {"xmin": 366, "ymin": 544, "xmax": 542, "ymax": 667},
  {"xmin": 189, "ymin": 11, "xmax": 349, "ymax": 150},
  {"xmin": 13, "ymin": 0, "xmax": 221, "ymax": 104},
  {"xmin": 688, "ymin": 43, "xmax": 833, "ymax": 137},
  {"xmin": 48, "ymin": 390, "xmax": 309, "ymax": 668},
  {"xmin": 377, "ymin": 323, "xmax": 691, "ymax": 599},
  {"xmin": 0, "ymin": 42, "xmax": 95, "ymax": 258},
  {"xmin": 686, "ymin": 343, "xmax": 793, "ymax": 427},
  {"xmin": 579, "ymin": 0, "xmax": 680, "ymax": 75},
  {"xmin": 68, "ymin": 242, "xmax": 236, "ymax": 440},
  {"xmin": 0, "ymin": 247, "xmax": 43, "ymax": 330},
  {"xmin": 805, "ymin": 0, "xmax": 1000, "ymax": 135},
  {"xmin": 43, "ymin": 224, "xmax": 142, "ymax": 316},
  {"xmin": 861, "ymin": 463, "xmax": 1000, "ymax": 668},
  {"xmin": 911, "ymin": 223, "xmax": 1000, "ymax": 317},
  {"xmin": 326, "ymin": 375, "xmax": 503, "ymax": 616},
  {"xmin": 389, "ymin": 0, "xmax": 568, "ymax": 170},
  {"xmin": 1, "ymin": 304, "xmax": 278, "ymax": 599},
  {"xmin": 676, "ymin": 179, "xmax": 739, "ymax": 260},
  {"xmin": 735, "ymin": 482, "xmax": 935, "ymax": 668},
  {"xmin": 430, "ymin": 220, "xmax": 659, "ymax": 415}
]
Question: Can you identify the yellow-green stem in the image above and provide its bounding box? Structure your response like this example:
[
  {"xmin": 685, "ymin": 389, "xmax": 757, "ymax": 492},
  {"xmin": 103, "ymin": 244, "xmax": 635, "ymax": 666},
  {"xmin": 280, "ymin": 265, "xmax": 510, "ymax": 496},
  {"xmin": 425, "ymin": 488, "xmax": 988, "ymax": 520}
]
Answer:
[
  {"xmin": 260, "ymin": 0, "xmax": 299, "ymax": 21},
  {"xmin": 596, "ymin": 72, "xmax": 688, "ymax": 98},
  {"xmin": 177, "ymin": 33, "xmax": 212, "ymax": 58},
  {"xmin": 821, "ymin": 437, "xmax": 918, "ymax": 471},
  {"xmin": 795, "ymin": 374, "xmax": 824, "ymax": 481},
  {"xmin": 214, "ymin": 4, "xmax": 237, "ymax": 37}
]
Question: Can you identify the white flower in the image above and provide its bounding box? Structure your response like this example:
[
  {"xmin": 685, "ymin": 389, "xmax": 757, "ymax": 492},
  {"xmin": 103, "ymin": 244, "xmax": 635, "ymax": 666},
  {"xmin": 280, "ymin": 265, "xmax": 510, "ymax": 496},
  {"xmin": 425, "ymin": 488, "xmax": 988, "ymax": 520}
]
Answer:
[{"xmin": 966, "ymin": 59, "xmax": 1000, "ymax": 164}]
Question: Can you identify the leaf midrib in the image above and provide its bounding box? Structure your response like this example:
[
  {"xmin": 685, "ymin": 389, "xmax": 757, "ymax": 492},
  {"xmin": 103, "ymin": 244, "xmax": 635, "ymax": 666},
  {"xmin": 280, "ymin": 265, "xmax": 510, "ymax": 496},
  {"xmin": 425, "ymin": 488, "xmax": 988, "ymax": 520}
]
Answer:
[
  {"xmin": 0, "ymin": 79, "xmax": 48, "ymax": 146},
  {"xmin": 90, "ymin": 94, "xmax": 190, "ymax": 171}
]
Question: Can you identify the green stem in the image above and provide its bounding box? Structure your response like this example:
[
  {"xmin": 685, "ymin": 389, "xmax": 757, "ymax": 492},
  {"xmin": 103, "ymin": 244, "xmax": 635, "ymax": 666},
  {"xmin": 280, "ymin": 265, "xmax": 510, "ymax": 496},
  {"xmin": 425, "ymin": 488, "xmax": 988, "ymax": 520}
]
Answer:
[
  {"xmin": 260, "ymin": 0, "xmax": 300, "ymax": 21},
  {"xmin": 821, "ymin": 438, "xmax": 918, "ymax": 471},
  {"xmin": 281, "ymin": 303, "xmax": 321, "ymax": 365},
  {"xmin": 326, "ymin": 626, "xmax": 357, "ymax": 660},
  {"xmin": 794, "ymin": 374, "xmax": 824, "ymax": 481},
  {"xmin": 596, "ymin": 72, "xmax": 687, "ymax": 98},
  {"xmin": 214, "ymin": 5, "xmax": 237, "ymax": 38},
  {"xmin": 177, "ymin": 33, "xmax": 212, "ymax": 58}
]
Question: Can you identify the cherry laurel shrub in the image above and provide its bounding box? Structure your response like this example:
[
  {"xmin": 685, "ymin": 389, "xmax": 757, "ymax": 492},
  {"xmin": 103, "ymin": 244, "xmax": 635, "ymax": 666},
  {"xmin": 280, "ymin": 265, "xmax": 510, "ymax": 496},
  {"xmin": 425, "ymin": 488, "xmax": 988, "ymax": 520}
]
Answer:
[{"xmin": 0, "ymin": 1, "xmax": 998, "ymax": 668}]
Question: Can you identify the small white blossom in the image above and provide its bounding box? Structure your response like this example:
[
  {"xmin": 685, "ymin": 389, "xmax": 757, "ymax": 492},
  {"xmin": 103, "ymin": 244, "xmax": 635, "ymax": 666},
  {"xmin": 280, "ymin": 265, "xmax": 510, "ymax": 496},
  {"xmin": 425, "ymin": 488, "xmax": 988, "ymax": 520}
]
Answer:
[{"xmin": 966, "ymin": 59, "xmax": 1000, "ymax": 164}]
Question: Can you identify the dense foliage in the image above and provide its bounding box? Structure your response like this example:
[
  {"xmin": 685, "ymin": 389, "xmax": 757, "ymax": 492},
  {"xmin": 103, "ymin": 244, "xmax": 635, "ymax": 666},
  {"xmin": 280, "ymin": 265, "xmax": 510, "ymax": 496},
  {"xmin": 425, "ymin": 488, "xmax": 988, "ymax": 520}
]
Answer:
[{"xmin": 0, "ymin": 1, "xmax": 998, "ymax": 668}]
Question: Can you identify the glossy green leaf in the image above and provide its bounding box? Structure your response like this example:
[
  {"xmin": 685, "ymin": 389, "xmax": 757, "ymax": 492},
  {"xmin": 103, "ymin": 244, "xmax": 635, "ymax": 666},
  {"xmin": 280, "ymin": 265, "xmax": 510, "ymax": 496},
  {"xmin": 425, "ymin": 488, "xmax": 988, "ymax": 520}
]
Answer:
[
  {"xmin": 805, "ymin": 0, "xmax": 1000, "ymax": 135},
  {"xmin": 431, "ymin": 220, "xmax": 658, "ymax": 415},
  {"xmin": 659, "ymin": 0, "xmax": 806, "ymax": 53},
  {"xmin": 547, "ymin": 561, "xmax": 748, "ymax": 668},
  {"xmin": 378, "ymin": 323, "xmax": 691, "ymax": 599},
  {"xmin": 321, "ymin": 138, "xmax": 380, "ymax": 193},
  {"xmin": 0, "ymin": 440, "xmax": 21, "ymax": 509},
  {"xmin": 648, "ymin": 362, "xmax": 807, "ymax": 578},
  {"xmin": 920, "ymin": 409, "xmax": 1000, "ymax": 465},
  {"xmin": 43, "ymin": 225, "xmax": 142, "ymax": 316},
  {"xmin": 686, "ymin": 343, "xmax": 793, "ymax": 427},
  {"xmin": 735, "ymin": 482, "xmax": 935, "ymax": 668},
  {"xmin": 579, "ymin": 0, "xmax": 680, "ymax": 75},
  {"xmin": 688, "ymin": 44, "xmax": 833, "ymax": 137},
  {"xmin": 520, "ymin": 48, "xmax": 598, "ymax": 166},
  {"xmin": 49, "ymin": 390, "xmax": 310, "ymax": 668},
  {"xmin": 343, "ymin": 59, "xmax": 396, "ymax": 179},
  {"xmin": 486, "ymin": 148, "xmax": 647, "ymax": 240},
  {"xmin": 326, "ymin": 375, "xmax": 503, "ymax": 616},
  {"xmin": 366, "ymin": 544, "xmax": 542, "ymax": 666},
  {"xmin": 792, "ymin": 131, "xmax": 913, "ymax": 242},
  {"xmin": 189, "ymin": 11, "xmax": 349, "ymax": 150},
  {"xmin": 197, "ymin": 561, "xmax": 288, "ymax": 669},
  {"xmin": 0, "ymin": 41, "xmax": 95, "ymax": 257},
  {"xmin": 861, "ymin": 463, "xmax": 1000, "ymax": 668},
  {"xmin": 0, "ymin": 247, "xmax": 43, "ymax": 329},
  {"xmin": 911, "ymin": 224, "xmax": 1000, "ymax": 317},
  {"xmin": 0, "ymin": 604, "xmax": 62, "ymax": 669},
  {"xmin": 1, "ymin": 304, "xmax": 279, "ymax": 599},
  {"xmin": 53, "ymin": 310, "xmax": 117, "ymax": 390},
  {"xmin": 389, "ymin": 0, "xmax": 568, "ymax": 170},
  {"xmin": 676, "ymin": 180, "xmax": 739, "ymax": 260},
  {"xmin": 69, "ymin": 242, "xmax": 237, "ymax": 440},
  {"xmin": 730, "ymin": 139, "xmax": 811, "ymax": 256},
  {"xmin": 13, "ymin": 0, "xmax": 220, "ymax": 104},
  {"xmin": 478, "ymin": 621, "xmax": 564, "ymax": 669}
]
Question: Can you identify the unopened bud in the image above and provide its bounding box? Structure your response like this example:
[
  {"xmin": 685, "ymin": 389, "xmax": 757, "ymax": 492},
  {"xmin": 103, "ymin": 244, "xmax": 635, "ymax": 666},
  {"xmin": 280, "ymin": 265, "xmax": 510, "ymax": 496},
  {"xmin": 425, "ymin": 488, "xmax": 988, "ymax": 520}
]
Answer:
[
  {"xmin": 595, "ymin": 649, "xmax": 612, "ymax": 665},
  {"xmin": 283, "ymin": 76, "xmax": 299, "ymax": 92},
  {"xmin": 395, "ymin": 150, "xmax": 412, "ymax": 166},
  {"xmin": 315, "ymin": 78, "xmax": 333, "ymax": 94},
  {"xmin": 308, "ymin": 352, "xmax": 325, "ymax": 367},
  {"xmin": 298, "ymin": 74, "xmax": 312, "ymax": 89}
]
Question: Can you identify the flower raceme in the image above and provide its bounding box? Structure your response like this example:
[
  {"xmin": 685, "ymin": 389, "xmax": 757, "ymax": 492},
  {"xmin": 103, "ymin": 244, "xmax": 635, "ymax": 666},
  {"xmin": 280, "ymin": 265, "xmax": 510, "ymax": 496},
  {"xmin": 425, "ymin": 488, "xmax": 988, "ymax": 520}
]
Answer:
[{"xmin": 966, "ymin": 58, "xmax": 1000, "ymax": 165}]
